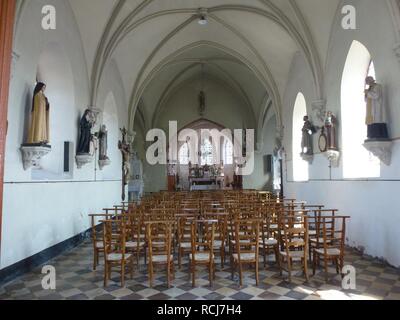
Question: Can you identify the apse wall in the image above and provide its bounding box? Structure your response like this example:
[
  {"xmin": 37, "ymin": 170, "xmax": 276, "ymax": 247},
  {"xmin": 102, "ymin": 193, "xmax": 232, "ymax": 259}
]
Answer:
[
  {"xmin": 0, "ymin": 0, "xmax": 127, "ymax": 269},
  {"xmin": 144, "ymin": 76, "xmax": 256, "ymax": 193},
  {"xmin": 283, "ymin": 0, "xmax": 400, "ymax": 267}
]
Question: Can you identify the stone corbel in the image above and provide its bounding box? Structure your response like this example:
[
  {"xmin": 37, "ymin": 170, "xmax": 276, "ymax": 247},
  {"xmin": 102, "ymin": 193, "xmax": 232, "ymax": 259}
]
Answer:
[
  {"xmin": 98, "ymin": 159, "xmax": 111, "ymax": 170},
  {"xmin": 20, "ymin": 145, "xmax": 51, "ymax": 171},
  {"xmin": 323, "ymin": 149, "xmax": 340, "ymax": 168},
  {"xmin": 76, "ymin": 154, "xmax": 94, "ymax": 169},
  {"xmin": 300, "ymin": 153, "xmax": 314, "ymax": 164},
  {"xmin": 312, "ymin": 100, "xmax": 327, "ymax": 125},
  {"xmin": 363, "ymin": 140, "xmax": 393, "ymax": 166}
]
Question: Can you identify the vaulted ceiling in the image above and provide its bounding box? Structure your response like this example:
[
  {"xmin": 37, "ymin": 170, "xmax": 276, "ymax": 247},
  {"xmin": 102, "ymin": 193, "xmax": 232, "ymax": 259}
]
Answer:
[{"xmin": 65, "ymin": 0, "xmax": 342, "ymax": 136}]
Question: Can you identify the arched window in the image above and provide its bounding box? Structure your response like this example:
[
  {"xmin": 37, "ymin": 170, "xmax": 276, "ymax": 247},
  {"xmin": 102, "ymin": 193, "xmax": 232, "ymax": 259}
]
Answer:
[
  {"xmin": 292, "ymin": 93, "xmax": 309, "ymax": 182},
  {"xmin": 200, "ymin": 138, "xmax": 214, "ymax": 165},
  {"xmin": 179, "ymin": 143, "xmax": 189, "ymax": 165},
  {"xmin": 341, "ymin": 40, "xmax": 380, "ymax": 178},
  {"xmin": 223, "ymin": 140, "xmax": 234, "ymax": 165}
]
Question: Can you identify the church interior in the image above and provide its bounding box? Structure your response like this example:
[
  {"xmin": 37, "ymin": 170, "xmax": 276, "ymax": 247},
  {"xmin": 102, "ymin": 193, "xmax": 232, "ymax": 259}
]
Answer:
[{"xmin": 0, "ymin": 0, "xmax": 400, "ymax": 301}]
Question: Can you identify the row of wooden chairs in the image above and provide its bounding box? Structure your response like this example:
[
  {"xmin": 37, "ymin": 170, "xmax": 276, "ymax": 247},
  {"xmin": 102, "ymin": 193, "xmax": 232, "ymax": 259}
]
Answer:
[{"xmin": 89, "ymin": 190, "xmax": 350, "ymax": 287}]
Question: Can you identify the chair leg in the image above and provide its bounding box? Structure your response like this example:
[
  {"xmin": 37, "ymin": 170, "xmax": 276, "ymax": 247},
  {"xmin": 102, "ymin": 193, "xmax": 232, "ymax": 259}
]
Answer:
[
  {"xmin": 274, "ymin": 246, "xmax": 280, "ymax": 268},
  {"xmin": 324, "ymin": 257, "xmax": 329, "ymax": 282},
  {"xmin": 304, "ymin": 258, "xmax": 309, "ymax": 282},
  {"xmin": 104, "ymin": 262, "xmax": 108, "ymax": 287},
  {"xmin": 121, "ymin": 262, "xmax": 125, "ymax": 287},
  {"xmin": 192, "ymin": 262, "xmax": 196, "ymax": 288},
  {"xmin": 239, "ymin": 263, "xmax": 243, "ymax": 287},
  {"xmin": 93, "ymin": 250, "xmax": 97, "ymax": 271},
  {"xmin": 178, "ymin": 248, "xmax": 182, "ymax": 269},
  {"xmin": 336, "ymin": 258, "xmax": 340, "ymax": 274},
  {"xmin": 148, "ymin": 262, "xmax": 153, "ymax": 288},
  {"xmin": 287, "ymin": 258, "xmax": 292, "ymax": 283},
  {"xmin": 255, "ymin": 262, "xmax": 259, "ymax": 286},
  {"xmin": 209, "ymin": 263, "xmax": 213, "ymax": 287},
  {"xmin": 167, "ymin": 263, "xmax": 171, "ymax": 289},
  {"xmin": 130, "ymin": 257, "xmax": 134, "ymax": 279},
  {"xmin": 313, "ymin": 252, "xmax": 317, "ymax": 276}
]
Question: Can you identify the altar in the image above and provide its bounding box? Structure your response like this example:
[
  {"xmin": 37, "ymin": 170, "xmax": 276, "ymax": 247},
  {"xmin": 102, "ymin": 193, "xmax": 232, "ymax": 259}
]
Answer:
[
  {"xmin": 188, "ymin": 164, "xmax": 225, "ymax": 191},
  {"xmin": 189, "ymin": 176, "xmax": 225, "ymax": 191}
]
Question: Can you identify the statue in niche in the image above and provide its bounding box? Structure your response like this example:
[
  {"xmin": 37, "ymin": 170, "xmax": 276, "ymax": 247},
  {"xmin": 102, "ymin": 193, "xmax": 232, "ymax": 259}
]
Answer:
[
  {"xmin": 324, "ymin": 111, "xmax": 338, "ymax": 151},
  {"xmin": 26, "ymin": 82, "xmax": 50, "ymax": 146},
  {"xmin": 365, "ymin": 76, "xmax": 389, "ymax": 140},
  {"xmin": 199, "ymin": 91, "xmax": 206, "ymax": 117},
  {"xmin": 118, "ymin": 127, "xmax": 131, "ymax": 201},
  {"xmin": 77, "ymin": 109, "xmax": 96, "ymax": 155},
  {"xmin": 97, "ymin": 125, "xmax": 109, "ymax": 161},
  {"xmin": 301, "ymin": 116, "xmax": 316, "ymax": 156}
]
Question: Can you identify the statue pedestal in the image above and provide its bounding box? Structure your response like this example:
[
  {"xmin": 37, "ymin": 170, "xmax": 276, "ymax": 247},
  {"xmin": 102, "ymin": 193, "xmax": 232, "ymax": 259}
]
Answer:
[
  {"xmin": 20, "ymin": 144, "xmax": 51, "ymax": 170},
  {"xmin": 76, "ymin": 154, "xmax": 94, "ymax": 169},
  {"xmin": 323, "ymin": 149, "xmax": 340, "ymax": 168},
  {"xmin": 363, "ymin": 140, "xmax": 392, "ymax": 166},
  {"xmin": 98, "ymin": 159, "xmax": 111, "ymax": 170},
  {"xmin": 300, "ymin": 153, "xmax": 314, "ymax": 164}
]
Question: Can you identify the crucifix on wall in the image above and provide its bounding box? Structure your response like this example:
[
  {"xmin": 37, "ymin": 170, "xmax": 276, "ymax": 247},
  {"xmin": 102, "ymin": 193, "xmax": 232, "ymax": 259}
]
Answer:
[{"xmin": 118, "ymin": 127, "xmax": 130, "ymax": 201}]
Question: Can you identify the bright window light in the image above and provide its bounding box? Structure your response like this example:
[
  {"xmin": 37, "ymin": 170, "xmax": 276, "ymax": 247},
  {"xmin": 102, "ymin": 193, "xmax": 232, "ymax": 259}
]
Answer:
[
  {"xmin": 341, "ymin": 40, "xmax": 380, "ymax": 179},
  {"xmin": 292, "ymin": 92, "xmax": 309, "ymax": 182}
]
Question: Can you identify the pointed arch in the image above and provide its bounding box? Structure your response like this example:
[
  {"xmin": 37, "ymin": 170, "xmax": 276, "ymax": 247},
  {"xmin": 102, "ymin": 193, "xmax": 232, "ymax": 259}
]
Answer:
[{"xmin": 341, "ymin": 40, "xmax": 380, "ymax": 179}]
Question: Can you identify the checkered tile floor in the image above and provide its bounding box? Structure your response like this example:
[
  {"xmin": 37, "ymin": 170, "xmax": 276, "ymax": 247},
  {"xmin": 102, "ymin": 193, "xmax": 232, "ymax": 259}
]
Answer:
[{"xmin": 1, "ymin": 240, "xmax": 400, "ymax": 300}]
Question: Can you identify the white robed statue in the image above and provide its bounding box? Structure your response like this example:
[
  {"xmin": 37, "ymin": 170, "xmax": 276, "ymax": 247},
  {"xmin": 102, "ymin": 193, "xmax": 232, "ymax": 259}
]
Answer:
[{"xmin": 365, "ymin": 76, "xmax": 389, "ymax": 140}]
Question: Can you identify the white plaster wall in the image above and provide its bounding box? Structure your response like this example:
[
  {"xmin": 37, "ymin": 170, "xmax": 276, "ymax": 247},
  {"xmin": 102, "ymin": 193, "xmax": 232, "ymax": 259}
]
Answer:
[
  {"xmin": 1, "ymin": 0, "xmax": 127, "ymax": 269},
  {"xmin": 243, "ymin": 116, "xmax": 277, "ymax": 191},
  {"xmin": 282, "ymin": 0, "xmax": 400, "ymax": 267}
]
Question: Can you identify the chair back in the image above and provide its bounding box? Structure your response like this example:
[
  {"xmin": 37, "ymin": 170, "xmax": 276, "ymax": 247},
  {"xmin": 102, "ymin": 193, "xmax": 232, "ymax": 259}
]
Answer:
[
  {"xmin": 103, "ymin": 220, "xmax": 127, "ymax": 260},
  {"xmin": 280, "ymin": 214, "xmax": 309, "ymax": 258},
  {"xmin": 233, "ymin": 219, "xmax": 261, "ymax": 263},
  {"xmin": 146, "ymin": 221, "xmax": 174, "ymax": 263},
  {"xmin": 190, "ymin": 220, "xmax": 216, "ymax": 263}
]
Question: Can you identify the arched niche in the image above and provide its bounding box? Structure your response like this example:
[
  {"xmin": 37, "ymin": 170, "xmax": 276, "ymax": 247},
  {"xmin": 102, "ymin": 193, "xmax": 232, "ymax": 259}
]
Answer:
[
  {"xmin": 341, "ymin": 40, "xmax": 380, "ymax": 179},
  {"xmin": 101, "ymin": 92, "xmax": 121, "ymax": 179},
  {"xmin": 292, "ymin": 92, "xmax": 309, "ymax": 182}
]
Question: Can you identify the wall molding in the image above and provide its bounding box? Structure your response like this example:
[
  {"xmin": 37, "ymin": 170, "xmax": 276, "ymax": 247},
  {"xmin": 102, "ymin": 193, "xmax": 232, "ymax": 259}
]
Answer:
[{"xmin": 0, "ymin": 226, "xmax": 94, "ymax": 287}]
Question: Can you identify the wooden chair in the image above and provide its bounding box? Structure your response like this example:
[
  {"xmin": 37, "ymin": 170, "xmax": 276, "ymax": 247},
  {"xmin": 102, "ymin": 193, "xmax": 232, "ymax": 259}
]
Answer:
[
  {"xmin": 189, "ymin": 219, "xmax": 217, "ymax": 287},
  {"xmin": 260, "ymin": 213, "xmax": 280, "ymax": 269},
  {"xmin": 308, "ymin": 209, "xmax": 339, "ymax": 263},
  {"xmin": 124, "ymin": 213, "xmax": 146, "ymax": 269},
  {"xmin": 89, "ymin": 213, "xmax": 114, "ymax": 270},
  {"xmin": 313, "ymin": 216, "xmax": 349, "ymax": 281},
  {"xmin": 177, "ymin": 214, "xmax": 195, "ymax": 269},
  {"xmin": 231, "ymin": 219, "xmax": 261, "ymax": 287},
  {"xmin": 278, "ymin": 214, "xmax": 309, "ymax": 282},
  {"xmin": 146, "ymin": 221, "xmax": 175, "ymax": 288},
  {"xmin": 203, "ymin": 212, "xmax": 228, "ymax": 268},
  {"xmin": 102, "ymin": 219, "xmax": 134, "ymax": 287}
]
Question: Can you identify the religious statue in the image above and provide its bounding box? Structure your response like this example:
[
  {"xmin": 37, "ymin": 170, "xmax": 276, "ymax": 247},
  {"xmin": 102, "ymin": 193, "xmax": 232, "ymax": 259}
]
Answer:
[
  {"xmin": 27, "ymin": 82, "xmax": 50, "ymax": 145},
  {"xmin": 324, "ymin": 111, "xmax": 338, "ymax": 151},
  {"xmin": 77, "ymin": 109, "xmax": 96, "ymax": 155},
  {"xmin": 97, "ymin": 125, "xmax": 109, "ymax": 161},
  {"xmin": 365, "ymin": 76, "xmax": 389, "ymax": 140},
  {"xmin": 118, "ymin": 128, "xmax": 130, "ymax": 201},
  {"xmin": 301, "ymin": 116, "xmax": 316, "ymax": 156},
  {"xmin": 199, "ymin": 91, "xmax": 206, "ymax": 117}
]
